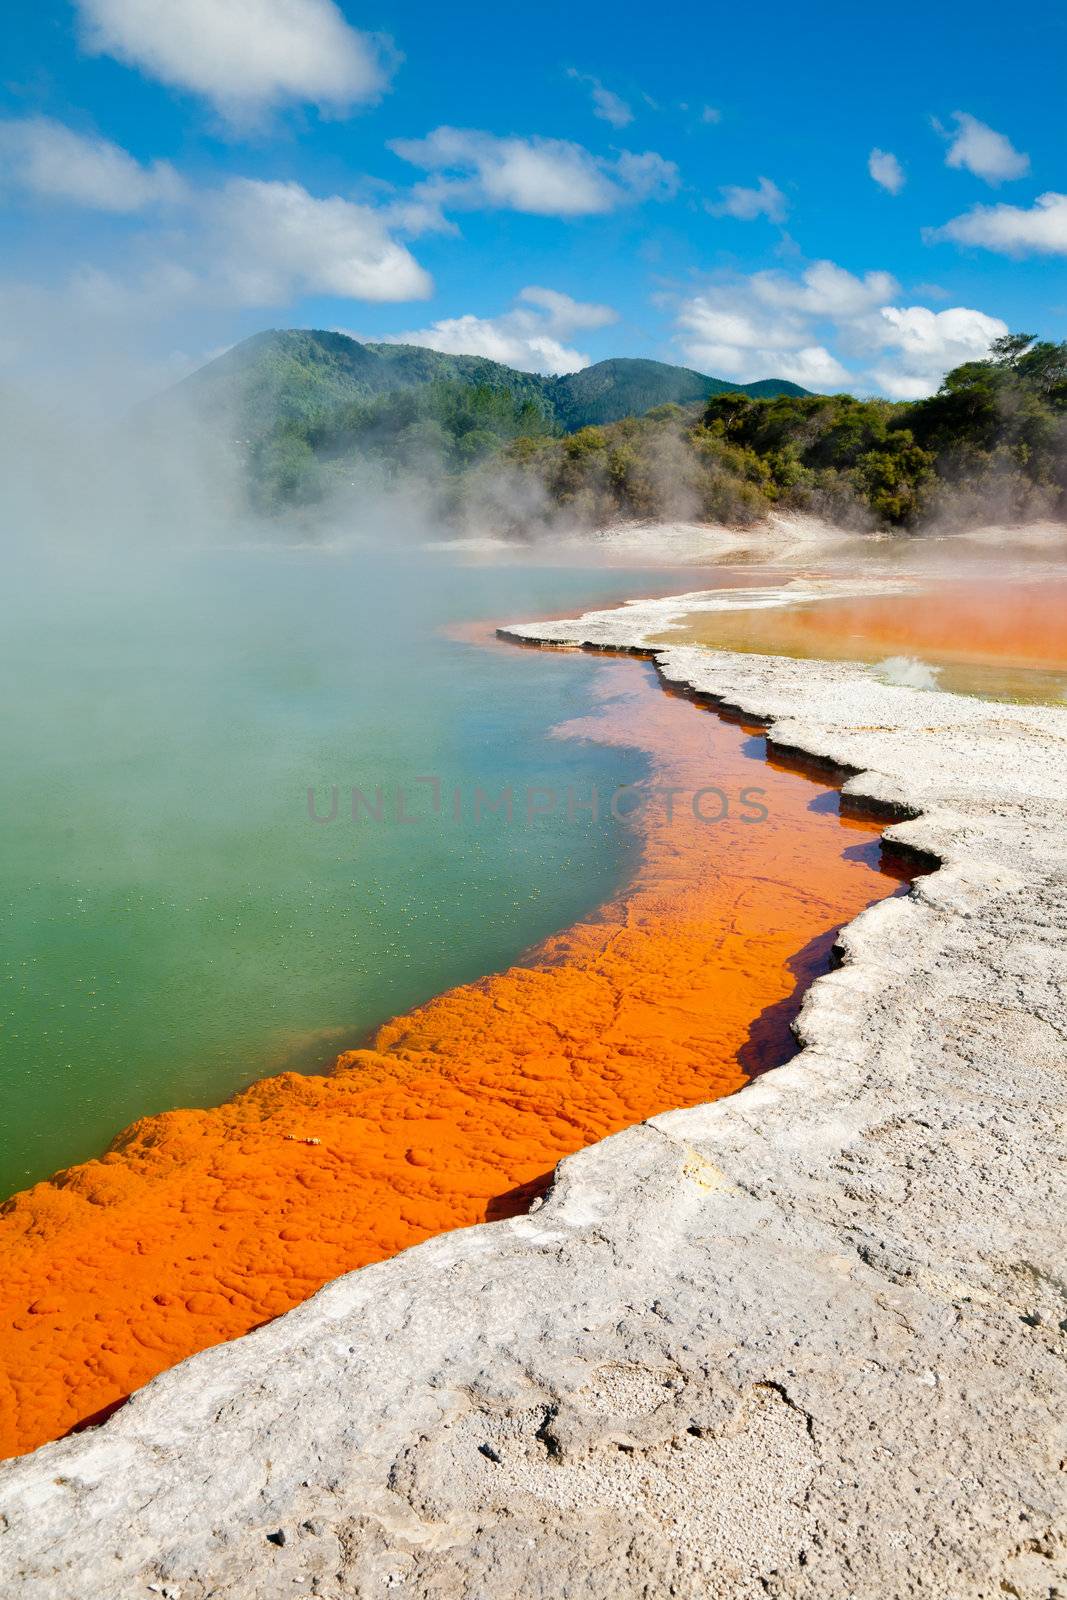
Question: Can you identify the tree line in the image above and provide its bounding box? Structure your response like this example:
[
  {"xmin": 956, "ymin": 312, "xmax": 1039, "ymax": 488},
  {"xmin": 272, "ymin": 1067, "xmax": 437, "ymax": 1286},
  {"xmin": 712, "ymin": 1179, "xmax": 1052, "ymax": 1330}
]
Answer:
[{"xmin": 249, "ymin": 334, "xmax": 1067, "ymax": 532}]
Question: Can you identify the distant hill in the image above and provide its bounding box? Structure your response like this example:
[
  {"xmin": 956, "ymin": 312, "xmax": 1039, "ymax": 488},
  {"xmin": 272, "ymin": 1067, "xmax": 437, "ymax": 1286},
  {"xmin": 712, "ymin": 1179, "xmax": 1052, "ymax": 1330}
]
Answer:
[
  {"xmin": 166, "ymin": 329, "xmax": 555, "ymax": 436},
  {"xmin": 551, "ymin": 357, "xmax": 807, "ymax": 428},
  {"xmin": 166, "ymin": 329, "xmax": 809, "ymax": 437}
]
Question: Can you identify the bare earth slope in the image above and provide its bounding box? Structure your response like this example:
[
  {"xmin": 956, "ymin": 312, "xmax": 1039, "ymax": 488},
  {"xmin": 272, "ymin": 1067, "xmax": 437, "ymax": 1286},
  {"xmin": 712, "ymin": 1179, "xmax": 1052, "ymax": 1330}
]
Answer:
[{"xmin": 1, "ymin": 619, "xmax": 1065, "ymax": 1598}]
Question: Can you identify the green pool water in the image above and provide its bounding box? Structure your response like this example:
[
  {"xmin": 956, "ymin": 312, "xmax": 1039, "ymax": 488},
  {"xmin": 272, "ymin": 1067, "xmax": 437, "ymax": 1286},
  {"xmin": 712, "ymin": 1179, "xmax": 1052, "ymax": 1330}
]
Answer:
[{"xmin": 0, "ymin": 545, "xmax": 676, "ymax": 1198}]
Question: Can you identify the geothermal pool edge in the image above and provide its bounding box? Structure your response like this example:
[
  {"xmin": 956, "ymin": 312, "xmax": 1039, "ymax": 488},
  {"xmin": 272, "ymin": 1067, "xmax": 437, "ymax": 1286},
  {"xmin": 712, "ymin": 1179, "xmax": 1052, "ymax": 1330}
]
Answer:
[{"xmin": 1, "ymin": 622, "xmax": 1065, "ymax": 1600}]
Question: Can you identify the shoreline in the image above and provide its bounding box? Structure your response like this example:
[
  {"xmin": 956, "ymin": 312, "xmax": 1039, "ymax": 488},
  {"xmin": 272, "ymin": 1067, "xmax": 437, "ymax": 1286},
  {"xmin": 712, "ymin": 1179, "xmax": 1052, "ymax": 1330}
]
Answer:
[
  {"xmin": 0, "ymin": 596, "xmax": 1063, "ymax": 1594},
  {"xmin": 431, "ymin": 511, "xmax": 1067, "ymax": 575},
  {"xmin": 0, "ymin": 644, "xmax": 900, "ymax": 1463}
]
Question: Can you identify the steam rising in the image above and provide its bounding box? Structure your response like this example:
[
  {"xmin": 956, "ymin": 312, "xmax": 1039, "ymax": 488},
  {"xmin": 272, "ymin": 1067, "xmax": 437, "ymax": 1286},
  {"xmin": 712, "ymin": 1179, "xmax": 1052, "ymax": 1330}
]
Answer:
[
  {"xmin": 1, "ymin": 385, "xmax": 248, "ymax": 556},
  {"xmin": 875, "ymin": 655, "xmax": 941, "ymax": 690}
]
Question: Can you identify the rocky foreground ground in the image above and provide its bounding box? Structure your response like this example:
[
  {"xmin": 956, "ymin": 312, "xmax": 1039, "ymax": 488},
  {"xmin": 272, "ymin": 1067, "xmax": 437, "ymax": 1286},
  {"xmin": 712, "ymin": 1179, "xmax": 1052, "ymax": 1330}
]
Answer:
[{"xmin": 1, "ymin": 606, "xmax": 1065, "ymax": 1599}]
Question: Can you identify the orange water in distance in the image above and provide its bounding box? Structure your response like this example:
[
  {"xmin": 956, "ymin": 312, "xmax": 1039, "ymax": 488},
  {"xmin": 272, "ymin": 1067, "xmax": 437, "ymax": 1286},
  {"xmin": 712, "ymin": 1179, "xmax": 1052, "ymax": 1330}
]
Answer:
[
  {"xmin": 0, "ymin": 655, "xmax": 911, "ymax": 1459},
  {"xmin": 658, "ymin": 575, "xmax": 1067, "ymax": 676}
]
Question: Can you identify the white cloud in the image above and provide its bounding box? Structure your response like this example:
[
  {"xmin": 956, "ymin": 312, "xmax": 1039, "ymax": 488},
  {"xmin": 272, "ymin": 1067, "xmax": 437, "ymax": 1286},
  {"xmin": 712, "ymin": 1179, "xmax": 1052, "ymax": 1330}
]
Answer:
[
  {"xmin": 868, "ymin": 148, "xmax": 905, "ymax": 195},
  {"xmin": 74, "ymin": 0, "xmax": 390, "ymax": 122},
  {"xmin": 516, "ymin": 285, "xmax": 617, "ymax": 333},
  {"xmin": 672, "ymin": 258, "xmax": 1005, "ymax": 396},
  {"xmin": 676, "ymin": 300, "xmax": 804, "ymax": 358},
  {"xmin": 772, "ymin": 346, "xmax": 853, "ymax": 388},
  {"xmin": 389, "ymin": 126, "xmax": 679, "ymax": 217},
  {"xmin": 701, "ymin": 106, "xmax": 722, "ymax": 125},
  {"xmin": 377, "ymin": 191, "xmax": 458, "ymax": 238},
  {"xmin": 614, "ymin": 149, "xmax": 679, "ymax": 201},
  {"xmin": 0, "ymin": 174, "xmax": 434, "ymax": 339},
  {"xmin": 384, "ymin": 315, "xmax": 585, "ymax": 374},
  {"xmin": 708, "ymin": 176, "xmax": 787, "ymax": 223},
  {"xmin": 209, "ymin": 179, "xmax": 432, "ymax": 303},
  {"xmin": 864, "ymin": 305, "xmax": 1008, "ymax": 396},
  {"xmin": 938, "ymin": 112, "xmax": 1029, "ymax": 184},
  {"xmin": 567, "ymin": 69, "xmax": 633, "ymax": 129},
  {"xmin": 0, "ymin": 171, "xmax": 435, "ymax": 403},
  {"xmin": 384, "ymin": 285, "xmax": 618, "ymax": 374},
  {"xmin": 755, "ymin": 260, "xmax": 899, "ymax": 319},
  {"xmin": 929, "ymin": 191, "xmax": 1067, "ymax": 257},
  {"xmin": 0, "ymin": 117, "xmax": 184, "ymax": 211},
  {"xmin": 677, "ymin": 292, "xmax": 849, "ymax": 388},
  {"xmin": 592, "ymin": 87, "xmax": 632, "ymax": 128},
  {"xmin": 0, "ymin": 177, "xmax": 433, "ymax": 396}
]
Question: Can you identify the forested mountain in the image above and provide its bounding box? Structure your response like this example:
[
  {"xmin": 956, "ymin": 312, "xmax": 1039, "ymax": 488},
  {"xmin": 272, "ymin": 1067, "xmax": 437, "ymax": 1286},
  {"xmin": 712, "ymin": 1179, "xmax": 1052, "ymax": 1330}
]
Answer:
[
  {"xmin": 170, "ymin": 330, "xmax": 556, "ymax": 436},
  {"xmin": 549, "ymin": 358, "xmax": 806, "ymax": 428},
  {"xmin": 168, "ymin": 328, "xmax": 808, "ymax": 438},
  {"xmin": 165, "ymin": 329, "xmax": 1066, "ymax": 532}
]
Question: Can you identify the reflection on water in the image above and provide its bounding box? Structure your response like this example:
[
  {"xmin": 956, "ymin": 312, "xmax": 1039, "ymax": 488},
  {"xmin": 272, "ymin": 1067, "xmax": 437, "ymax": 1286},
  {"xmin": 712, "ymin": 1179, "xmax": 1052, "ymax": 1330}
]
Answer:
[{"xmin": 655, "ymin": 575, "xmax": 1067, "ymax": 704}]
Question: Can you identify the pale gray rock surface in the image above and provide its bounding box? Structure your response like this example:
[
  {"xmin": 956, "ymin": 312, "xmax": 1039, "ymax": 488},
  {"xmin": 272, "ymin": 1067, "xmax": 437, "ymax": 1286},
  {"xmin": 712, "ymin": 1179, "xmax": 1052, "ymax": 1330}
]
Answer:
[{"xmin": 2, "ymin": 610, "xmax": 1066, "ymax": 1599}]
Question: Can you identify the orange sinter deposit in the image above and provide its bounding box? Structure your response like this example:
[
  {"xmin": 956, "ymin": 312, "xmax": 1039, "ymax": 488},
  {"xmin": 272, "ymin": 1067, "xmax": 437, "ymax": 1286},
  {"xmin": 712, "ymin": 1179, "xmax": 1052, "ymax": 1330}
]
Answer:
[
  {"xmin": 0, "ymin": 652, "xmax": 914, "ymax": 1459},
  {"xmin": 658, "ymin": 575, "xmax": 1067, "ymax": 682}
]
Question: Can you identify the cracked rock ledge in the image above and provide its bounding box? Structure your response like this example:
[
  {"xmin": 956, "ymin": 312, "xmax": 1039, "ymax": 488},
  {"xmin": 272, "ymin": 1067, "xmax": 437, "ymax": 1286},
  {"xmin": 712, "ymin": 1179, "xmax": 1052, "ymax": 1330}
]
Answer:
[{"xmin": 1, "ymin": 617, "xmax": 1066, "ymax": 1600}]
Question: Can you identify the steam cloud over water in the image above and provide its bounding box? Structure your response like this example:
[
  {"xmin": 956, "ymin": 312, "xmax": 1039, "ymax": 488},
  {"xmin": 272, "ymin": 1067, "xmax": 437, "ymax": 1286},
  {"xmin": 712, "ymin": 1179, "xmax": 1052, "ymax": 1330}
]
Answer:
[
  {"xmin": 1, "ymin": 386, "xmax": 245, "ymax": 554},
  {"xmin": 875, "ymin": 655, "xmax": 942, "ymax": 690}
]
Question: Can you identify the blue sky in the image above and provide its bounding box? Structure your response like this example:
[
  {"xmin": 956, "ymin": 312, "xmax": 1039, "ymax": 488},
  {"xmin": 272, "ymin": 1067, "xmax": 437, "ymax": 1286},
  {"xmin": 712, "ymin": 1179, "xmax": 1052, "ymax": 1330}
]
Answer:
[{"xmin": 2, "ymin": 0, "xmax": 1065, "ymax": 402}]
